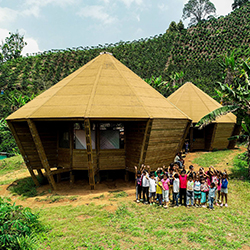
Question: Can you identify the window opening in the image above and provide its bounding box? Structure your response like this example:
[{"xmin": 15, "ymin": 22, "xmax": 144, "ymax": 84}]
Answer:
[
  {"xmin": 100, "ymin": 122, "xmax": 124, "ymax": 149},
  {"xmin": 74, "ymin": 123, "xmax": 96, "ymax": 149}
]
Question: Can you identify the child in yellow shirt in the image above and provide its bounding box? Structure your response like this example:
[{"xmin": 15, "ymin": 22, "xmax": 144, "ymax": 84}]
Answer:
[{"xmin": 156, "ymin": 176, "xmax": 163, "ymax": 206}]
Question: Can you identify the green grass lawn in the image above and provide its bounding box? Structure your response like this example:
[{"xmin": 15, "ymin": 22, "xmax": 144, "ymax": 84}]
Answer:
[
  {"xmin": 1, "ymin": 150, "xmax": 250, "ymax": 249},
  {"xmin": 31, "ymin": 151, "xmax": 250, "ymax": 250},
  {"xmin": 0, "ymin": 155, "xmax": 25, "ymax": 175},
  {"xmin": 33, "ymin": 178, "xmax": 250, "ymax": 250},
  {"xmin": 192, "ymin": 149, "xmax": 238, "ymax": 168}
]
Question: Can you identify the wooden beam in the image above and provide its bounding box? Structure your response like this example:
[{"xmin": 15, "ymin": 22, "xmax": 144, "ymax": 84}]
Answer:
[
  {"xmin": 84, "ymin": 119, "xmax": 95, "ymax": 189},
  {"xmin": 139, "ymin": 119, "xmax": 153, "ymax": 166},
  {"xmin": 7, "ymin": 121, "xmax": 40, "ymax": 187},
  {"xmin": 70, "ymin": 122, "xmax": 74, "ymax": 170},
  {"xmin": 50, "ymin": 168, "xmax": 71, "ymax": 175},
  {"xmin": 209, "ymin": 123, "xmax": 218, "ymax": 151},
  {"xmin": 27, "ymin": 119, "xmax": 57, "ymax": 190},
  {"xmin": 95, "ymin": 122, "xmax": 100, "ymax": 183},
  {"xmin": 189, "ymin": 125, "xmax": 194, "ymax": 152},
  {"xmin": 176, "ymin": 120, "xmax": 191, "ymax": 154}
]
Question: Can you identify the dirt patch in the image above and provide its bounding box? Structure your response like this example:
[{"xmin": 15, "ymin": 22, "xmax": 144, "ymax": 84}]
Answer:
[{"xmin": 0, "ymin": 147, "xmax": 247, "ymax": 210}]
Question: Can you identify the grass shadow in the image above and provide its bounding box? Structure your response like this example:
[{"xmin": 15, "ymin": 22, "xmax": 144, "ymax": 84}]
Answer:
[{"xmin": 7, "ymin": 176, "xmax": 48, "ymax": 198}]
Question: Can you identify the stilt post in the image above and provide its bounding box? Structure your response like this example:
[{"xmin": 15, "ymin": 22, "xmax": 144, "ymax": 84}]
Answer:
[
  {"xmin": 84, "ymin": 119, "xmax": 95, "ymax": 189},
  {"xmin": 27, "ymin": 119, "xmax": 57, "ymax": 190},
  {"xmin": 7, "ymin": 121, "xmax": 40, "ymax": 187}
]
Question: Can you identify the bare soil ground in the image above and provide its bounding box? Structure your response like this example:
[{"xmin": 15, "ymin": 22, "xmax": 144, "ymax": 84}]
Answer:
[{"xmin": 0, "ymin": 147, "xmax": 246, "ymax": 210}]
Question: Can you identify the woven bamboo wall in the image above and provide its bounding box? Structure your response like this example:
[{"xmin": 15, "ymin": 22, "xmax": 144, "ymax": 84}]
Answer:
[
  {"xmin": 13, "ymin": 122, "xmax": 42, "ymax": 169},
  {"xmin": 125, "ymin": 121, "xmax": 147, "ymax": 172},
  {"xmin": 145, "ymin": 119, "xmax": 188, "ymax": 169},
  {"xmin": 212, "ymin": 123, "xmax": 235, "ymax": 150},
  {"xmin": 99, "ymin": 149, "xmax": 125, "ymax": 170}
]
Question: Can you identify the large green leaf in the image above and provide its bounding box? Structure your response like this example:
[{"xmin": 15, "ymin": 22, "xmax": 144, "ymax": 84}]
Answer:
[{"xmin": 196, "ymin": 105, "xmax": 239, "ymax": 128}]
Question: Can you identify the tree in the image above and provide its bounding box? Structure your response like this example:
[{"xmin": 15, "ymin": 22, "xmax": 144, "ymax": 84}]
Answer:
[
  {"xmin": 177, "ymin": 20, "xmax": 185, "ymax": 32},
  {"xmin": 166, "ymin": 21, "xmax": 178, "ymax": 33},
  {"xmin": 182, "ymin": 0, "xmax": 216, "ymax": 26},
  {"xmin": 0, "ymin": 31, "xmax": 27, "ymax": 62},
  {"xmin": 232, "ymin": 0, "xmax": 249, "ymax": 10},
  {"xmin": 196, "ymin": 56, "xmax": 250, "ymax": 177}
]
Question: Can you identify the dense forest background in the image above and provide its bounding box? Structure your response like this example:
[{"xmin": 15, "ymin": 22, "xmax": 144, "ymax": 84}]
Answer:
[{"xmin": 0, "ymin": 3, "xmax": 250, "ymax": 152}]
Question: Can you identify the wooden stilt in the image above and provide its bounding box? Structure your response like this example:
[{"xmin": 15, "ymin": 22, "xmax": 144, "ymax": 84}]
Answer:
[
  {"xmin": 84, "ymin": 119, "xmax": 95, "ymax": 190},
  {"xmin": 70, "ymin": 171, "xmax": 75, "ymax": 185},
  {"xmin": 27, "ymin": 119, "xmax": 57, "ymax": 190},
  {"xmin": 57, "ymin": 173, "xmax": 61, "ymax": 183},
  {"xmin": 139, "ymin": 119, "xmax": 153, "ymax": 167},
  {"xmin": 95, "ymin": 123, "xmax": 100, "ymax": 183},
  {"xmin": 125, "ymin": 170, "xmax": 129, "ymax": 182},
  {"xmin": 37, "ymin": 169, "xmax": 44, "ymax": 178},
  {"xmin": 7, "ymin": 121, "xmax": 40, "ymax": 187},
  {"xmin": 70, "ymin": 122, "xmax": 73, "ymax": 170}
]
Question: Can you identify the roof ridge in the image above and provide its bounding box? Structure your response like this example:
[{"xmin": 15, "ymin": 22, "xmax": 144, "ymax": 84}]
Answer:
[
  {"xmin": 109, "ymin": 55, "xmax": 152, "ymax": 118},
  {"xmin": 191, "ymin": 83, "xmax": 211, "ymax": 114},
  {"xmin": 85, "ymin": 56, "xmax": 104, "ymax": 117}
]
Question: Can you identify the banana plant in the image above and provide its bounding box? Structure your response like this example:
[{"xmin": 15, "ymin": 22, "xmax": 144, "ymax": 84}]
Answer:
[{"xmin": 196, "ymin": 56, "xmax": 250, "ymax": 177}]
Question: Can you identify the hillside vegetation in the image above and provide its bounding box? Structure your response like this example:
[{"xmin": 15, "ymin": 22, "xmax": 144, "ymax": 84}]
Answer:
[{"xmin": 0, "ymin": 3, "xmax": 250, "ymax": 119}]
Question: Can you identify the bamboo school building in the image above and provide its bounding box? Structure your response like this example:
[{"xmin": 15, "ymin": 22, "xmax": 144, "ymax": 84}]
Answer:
[
  {"xmin": 167, "ymin": 82, "xmax": 239, "ymax": 151},
  {"xmin": 6, "ymin": 53, "xmax": 191, "ymax": 190}
]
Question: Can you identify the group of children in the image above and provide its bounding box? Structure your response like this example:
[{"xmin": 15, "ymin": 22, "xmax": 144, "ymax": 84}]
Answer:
[{"xmin": 134, "ymin": 161, "xmax": 229, "ymax": 210}]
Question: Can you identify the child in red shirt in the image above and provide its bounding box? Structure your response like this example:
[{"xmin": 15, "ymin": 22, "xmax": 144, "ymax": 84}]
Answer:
[{"xmin": 179, "ymin": 170, "xmax": 187, "ymax": 206}]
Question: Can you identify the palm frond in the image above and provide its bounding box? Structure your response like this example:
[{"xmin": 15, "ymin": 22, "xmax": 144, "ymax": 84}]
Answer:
[
  {"xmin": 196, "ymin": 105, "xmax": 239, "ymax": 129},
  {"xmin": 228, "ymin": 134, "xmax": 247, "ymax": 141}
]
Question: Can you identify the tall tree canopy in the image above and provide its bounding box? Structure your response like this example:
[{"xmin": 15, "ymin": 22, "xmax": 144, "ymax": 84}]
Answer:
[
  {"xmin": 0, "ymin": 31, "xmax": 27, "ymax": 62},
  {"xmin": 232, "ymin": 0, "xmax": 249, "ymax": 10},
  {"xmin": 182, "ymin": 0, "xmax": 216, "ymax": 26},
  {"xmin": 196, "ymin": 55, "xmax": 250, "ymax": 177}
]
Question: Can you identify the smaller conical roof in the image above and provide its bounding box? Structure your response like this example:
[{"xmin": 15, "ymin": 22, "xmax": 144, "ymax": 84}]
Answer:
[{"xmin": 167, "ymin": 82, "xmax": 236, "ymax": 123}]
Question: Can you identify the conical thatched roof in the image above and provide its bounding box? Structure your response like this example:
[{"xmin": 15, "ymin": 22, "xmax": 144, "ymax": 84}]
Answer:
[
  {"xmin": 7, "ymin": 53, "xmax": 189, "ymax": 120},
  {"xmin": 167, "ymin": 82, "xmax": 236, "ymax": 123}
]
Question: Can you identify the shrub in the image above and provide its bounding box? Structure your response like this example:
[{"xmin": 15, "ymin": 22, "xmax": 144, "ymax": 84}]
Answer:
[
  {"xmin": 231, "ymin": 152, "xmax": 248, "ymax": 179},
  {"xmin": 0, "ymin": 197, "xmax": 44, "ymax": 249}
]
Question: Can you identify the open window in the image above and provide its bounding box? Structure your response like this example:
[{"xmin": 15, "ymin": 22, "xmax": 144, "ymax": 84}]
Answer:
[
  {"xmin": 74, "ymin": 123, "xmax": 96, "ymax": 149},
  {"xmin": 100, "ymin": 122, "xmax": 124, "ymax": 149}
]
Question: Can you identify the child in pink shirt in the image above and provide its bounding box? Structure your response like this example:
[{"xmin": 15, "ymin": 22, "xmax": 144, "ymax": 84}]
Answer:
[
  {"xmin": 161, "ymin": 174, "xmax": 170, "ymax": 208},
  {"xmin": 216, "ymin": 171, "xmax": 222, "ymax": 205}
]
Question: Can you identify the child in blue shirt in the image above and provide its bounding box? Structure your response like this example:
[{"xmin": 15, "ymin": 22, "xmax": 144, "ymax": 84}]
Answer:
[
  {"xmin": 208, "ymin": 182, "xmax": 217, "ymax": 210},
  {"xmin": 220, "ymin": 170, "xmax": 229, "ymax": 207}
]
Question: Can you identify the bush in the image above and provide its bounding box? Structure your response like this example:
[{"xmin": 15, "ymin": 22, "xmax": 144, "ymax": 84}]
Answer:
[
  {"xmin": 0, "ymin": 197, "xmax": 44, "ymax": 249},
  {"xmin": 231, "ymin": 152, "xmax": 248, "ymax": 179}
]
